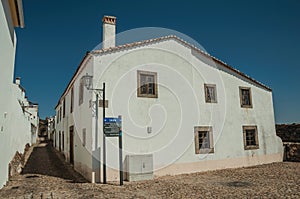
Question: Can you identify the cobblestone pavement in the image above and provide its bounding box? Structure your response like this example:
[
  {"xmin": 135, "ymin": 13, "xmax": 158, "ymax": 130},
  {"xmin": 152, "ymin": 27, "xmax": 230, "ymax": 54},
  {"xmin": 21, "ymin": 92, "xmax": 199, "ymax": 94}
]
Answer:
[{"xmin": 0, "ymin": 142, "xmax": 299, "ymax": 198}]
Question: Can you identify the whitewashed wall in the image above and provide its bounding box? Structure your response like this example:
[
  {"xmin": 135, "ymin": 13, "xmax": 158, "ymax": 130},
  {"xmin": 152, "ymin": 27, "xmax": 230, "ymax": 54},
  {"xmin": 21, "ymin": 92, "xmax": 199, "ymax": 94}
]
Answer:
[
  {"xmin": 55, "ymin": 38, "xmax": 282, "ymax": 182},
  {"xmin": 0, "ymin": 0, "xmax": 32, "ymax": 187},
  {"xmin": 11, "ymin": 83, "xmax": 32, "ymax": 147},
  {"xmin": 55, "ymin": 58, "xmax": 95, "ymax": 182},
  {"xmin": 26, "ymin": 105, "xmax": 39, "ymax": 144},
  {"xmin": 91, "ymin": 39, "xmax": 282, "ymax": 180}
]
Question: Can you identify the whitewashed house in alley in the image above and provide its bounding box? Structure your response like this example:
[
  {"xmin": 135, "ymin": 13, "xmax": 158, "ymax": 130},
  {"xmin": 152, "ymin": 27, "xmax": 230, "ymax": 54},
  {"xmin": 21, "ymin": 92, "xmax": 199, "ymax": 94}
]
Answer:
[
  {"xmin": 0, "ymin": 0, "xmax": 38, "ymax": 187},
  {"xmin": 54, "ymin": 16, "xmax": 283, "ymax": 183},
  {"xmin": 14, "ymin": 78, "xmax": 39, "ymax": 145},
  {"xmin": 47, "ymin": 116, "xmax": 55, "ymax": 143}
]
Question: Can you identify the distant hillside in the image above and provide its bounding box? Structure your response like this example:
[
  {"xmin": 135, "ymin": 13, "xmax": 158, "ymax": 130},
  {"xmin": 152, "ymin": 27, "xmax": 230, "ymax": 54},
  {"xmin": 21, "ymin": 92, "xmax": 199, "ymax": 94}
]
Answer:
[{"xmin": 276, "ymin": 123, "xmax": 300, "ymax": 142}]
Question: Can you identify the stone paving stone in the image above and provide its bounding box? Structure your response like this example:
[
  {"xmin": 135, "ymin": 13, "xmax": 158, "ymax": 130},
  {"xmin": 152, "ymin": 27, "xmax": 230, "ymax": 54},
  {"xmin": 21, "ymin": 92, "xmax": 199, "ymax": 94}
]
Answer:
[{"xmin": 0, "ymin": 142, "xmax": 299, "ymax": 198}]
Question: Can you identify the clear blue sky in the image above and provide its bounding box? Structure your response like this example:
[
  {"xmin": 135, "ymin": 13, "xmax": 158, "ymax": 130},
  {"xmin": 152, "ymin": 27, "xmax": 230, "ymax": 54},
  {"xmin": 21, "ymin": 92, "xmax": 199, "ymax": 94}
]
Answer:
[{"xmin": 14, "ymin": 0, "xmax": 299, "ymax": 123}]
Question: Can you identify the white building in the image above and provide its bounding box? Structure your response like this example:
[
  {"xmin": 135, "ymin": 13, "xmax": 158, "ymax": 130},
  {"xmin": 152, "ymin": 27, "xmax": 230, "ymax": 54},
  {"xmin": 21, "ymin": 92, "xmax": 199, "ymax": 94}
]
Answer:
[
  {"xmin": 0, "ymin": 0, "xmax": 38, "ymax": 187},
  {"xmin": 54, "ymin": 16, "xmax": 283, "ymax": 183},
  {"xmin": 13, "ymin": 78, "xmax": 39, "ymax": 145},
  {"xmin": 23, "ymin": 101, "xmax": 39, "ymax": 144},
  {"xmin": 47, "ymin": 116, "xmax": 55, "ymax": 142}
]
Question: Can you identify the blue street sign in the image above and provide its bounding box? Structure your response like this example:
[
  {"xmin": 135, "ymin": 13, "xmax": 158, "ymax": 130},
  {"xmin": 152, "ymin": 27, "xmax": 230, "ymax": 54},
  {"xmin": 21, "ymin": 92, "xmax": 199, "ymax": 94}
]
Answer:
[
  {"xmin": 104, "ymin": 117, "xmax": 122, "ymax": 123},
  {"xmin": 104, "ymin": 117, "xmax": 122, "ymax": 137}
]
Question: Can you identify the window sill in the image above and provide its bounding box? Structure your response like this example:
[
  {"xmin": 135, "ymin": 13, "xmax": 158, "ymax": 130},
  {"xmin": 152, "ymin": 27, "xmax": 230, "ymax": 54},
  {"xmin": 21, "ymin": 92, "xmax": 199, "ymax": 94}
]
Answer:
[
  {"xmin": 137, "ymin": 94, "xmax": 158, "ymax": 98},
  {"xmin": 244, "ymin": 146, "xmax": 259, "ymax": 150},
  {"xmin": 196, "ymin": 148, "xmax": 214, "ymax": 154},
  {"xmin": 206, "ymin": 101, "xmax": 218, "ymax": 104},
  {"xmin": 241, "ymin": 105, "xmax": 253, "ymax": 108}
]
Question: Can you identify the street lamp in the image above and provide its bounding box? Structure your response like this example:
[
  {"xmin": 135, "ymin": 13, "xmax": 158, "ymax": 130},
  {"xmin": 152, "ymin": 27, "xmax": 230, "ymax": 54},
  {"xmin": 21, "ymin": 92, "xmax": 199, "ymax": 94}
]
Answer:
[
  {"xmin": 82, "ymin": 73, "xmax": 93, "ymax": 90},
  {"xmin": 81, "ymin": 73, "xmax": 107, "ymax": 184}
]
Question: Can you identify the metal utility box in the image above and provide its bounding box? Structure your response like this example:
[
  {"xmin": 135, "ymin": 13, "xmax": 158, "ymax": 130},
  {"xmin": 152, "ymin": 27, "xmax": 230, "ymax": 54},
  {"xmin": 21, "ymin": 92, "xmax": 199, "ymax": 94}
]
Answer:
[{"xmin": 124, "ymin": 154, "xmax": 153, "ymax": 181}]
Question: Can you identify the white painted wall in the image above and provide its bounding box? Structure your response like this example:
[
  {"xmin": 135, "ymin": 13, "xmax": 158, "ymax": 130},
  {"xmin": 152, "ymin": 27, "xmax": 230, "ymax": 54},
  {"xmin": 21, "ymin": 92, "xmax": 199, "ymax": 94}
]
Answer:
[
  {"xmin": 25, "ymin": 105, "xmax": 39, "ymax": 144},
  {"xmin": 0, "ymin": 0, "xmax": 32, "ymax": 187},
  {"xmin": 55, "ymin": 37, "xmax": 282, "ymax": 182},
  {"xmin": 55, "ymin": 58, "xmax": 95, "ymax": 182},
  {"xmin": 47, "ymin": 116, "xmax": 55, "ymax": 141},
  {"xmin": 91, "ymin": 39, "xmax": 282, "ymax": 180},
  {"xmin": 11, "ymin": 83, "xmax": 32, "ymax": 145}
]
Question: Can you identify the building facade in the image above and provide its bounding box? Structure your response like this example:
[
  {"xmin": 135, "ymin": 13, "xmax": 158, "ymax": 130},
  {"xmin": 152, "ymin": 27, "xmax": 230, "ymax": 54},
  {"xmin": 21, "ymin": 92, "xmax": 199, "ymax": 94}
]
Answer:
[
  {"xmin": 54, "ymin": 16, "xmax": 283, "ymax": 182},
  {"xmin": 47, "ymin": 116, "xmax": 56, "ymax": 143},
  {"xmin": 0, "ymin": 0, "xmax": 38, "ymax": 187}
]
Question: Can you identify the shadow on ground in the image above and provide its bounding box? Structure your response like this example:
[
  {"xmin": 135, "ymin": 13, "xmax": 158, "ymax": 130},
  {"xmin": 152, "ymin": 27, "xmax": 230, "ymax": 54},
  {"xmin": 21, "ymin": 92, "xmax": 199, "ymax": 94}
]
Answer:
[{"xmin": 22, "ymin": 140, "xmax": 87, "ymax": 183}]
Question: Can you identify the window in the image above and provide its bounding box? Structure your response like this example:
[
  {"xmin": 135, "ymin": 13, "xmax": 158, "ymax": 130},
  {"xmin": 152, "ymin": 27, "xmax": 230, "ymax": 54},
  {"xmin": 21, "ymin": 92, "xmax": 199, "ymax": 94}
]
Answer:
[
  {"xmin": 59, "ymin": 131, "xmax": 61, "ymax": 151},
  {"xmin": 70, "ymin": 87, "xmax": 74, "ymax": 113},
  {"xmin": 79, "ymin": 78, "xmax": 84, "ymax": 105},
  {"xmin": 56, "ymin": 111, "xmax": 59, "ymax": 124},
  {"xmin": 137, "ymin": 70, "xmax": 158, "ymax": 98},
  {"xmin": 243, "ymin": 126, "xmax": 259, "ymax": 150},
  {"xmin": 194, "ymin": 126, "xmax": 214, "ymax": 154},
  {"xmin": 62, "ymin": 131, "xmax": 64, "ymax": 151},
  {"xmin": 63, "ymin": 99, "xmax": 66, "ymax": 118},
  {"xmin": 59, "ymin": 107, "xmax": 62, "ymax": 121},
  {"xmin": 239, "ymin": 87, "xmax": 252, "ymax": 108},
  {"xmin": 204, "ymin": 84, "xmax": 217, "ymax": 103},
  {"xmin": 82, "ymin": 128, "xmax": 86, "ymax": 147}
]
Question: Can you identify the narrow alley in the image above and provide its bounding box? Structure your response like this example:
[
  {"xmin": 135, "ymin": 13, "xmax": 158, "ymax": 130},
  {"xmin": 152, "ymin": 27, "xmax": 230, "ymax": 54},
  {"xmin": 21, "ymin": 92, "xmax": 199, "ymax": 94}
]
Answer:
[{"xmin": 21, "ymin": 141, "xmax": 87, "ymax": 182}]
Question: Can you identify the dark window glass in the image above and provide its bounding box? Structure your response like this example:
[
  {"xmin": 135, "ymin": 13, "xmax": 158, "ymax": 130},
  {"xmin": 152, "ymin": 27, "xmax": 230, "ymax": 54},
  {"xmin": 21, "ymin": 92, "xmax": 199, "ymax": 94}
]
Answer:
[
  {"xmin": 63, "ymin": 99, "xmax": 65, "ymax": 118},
  {"xmin": 198, "ymin": 131, "xmax": 210, "ymax": 149},
  {"xmin": 205, "ymin": 84, "xmax": 217, "ymax": 103},
  {"xmin": 70, "ymin": 88, "xmax": 74, "ymax": 113},
  {"xmin": 140, "ymin": 74, "xmax": 155, "ymax": 95},
  {"xmin": 245, "ymin": 129, "xmax": 256, "ymax": 146},
  {"xmin": 241, "ymin": 89, "xmax": 251, "ymax": 106},
  {"xmin": 137, "ymin": 71, "xmax": 157, "ymax": 98}
]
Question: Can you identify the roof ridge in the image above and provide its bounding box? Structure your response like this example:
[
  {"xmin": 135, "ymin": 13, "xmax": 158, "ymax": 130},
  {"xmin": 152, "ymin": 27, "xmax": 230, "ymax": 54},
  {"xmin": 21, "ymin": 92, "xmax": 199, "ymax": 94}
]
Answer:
[
  {"xmin": 56, "ymin": 33, "xmax": 272, "ymax": 108},
  {"xmin": 91, "ymin": 34, "xmax": 271, "ymax": 91}
]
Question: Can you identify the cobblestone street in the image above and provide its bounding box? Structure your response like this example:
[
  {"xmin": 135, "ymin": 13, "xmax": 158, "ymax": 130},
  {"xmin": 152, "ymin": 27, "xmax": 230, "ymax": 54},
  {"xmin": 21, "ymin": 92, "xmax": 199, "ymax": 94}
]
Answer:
[{"xmin": 0, "ymin": 142, "xmax": 299, "ymax": 198}]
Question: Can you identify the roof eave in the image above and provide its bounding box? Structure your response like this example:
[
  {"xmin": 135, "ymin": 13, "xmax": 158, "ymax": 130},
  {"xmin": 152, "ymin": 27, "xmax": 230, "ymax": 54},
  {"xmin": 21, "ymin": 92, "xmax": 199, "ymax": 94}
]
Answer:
[
  {"xmin": 9, "ymin": 0, "xmax": 25, "ymax": 28},
  {"xmin": 55, "ymin": 52, "xmax": 92, "ymax": 109},
  {"xmin": 55, "ymin": 35, "xmax": 272, "ymax": 113},
  {"xmin": 16, "ymin": 0, "xmax": 25, "ymax": 28},
  {"xmin": 91, "ymin": 35, "xmax": 272, "ymax": 92}
]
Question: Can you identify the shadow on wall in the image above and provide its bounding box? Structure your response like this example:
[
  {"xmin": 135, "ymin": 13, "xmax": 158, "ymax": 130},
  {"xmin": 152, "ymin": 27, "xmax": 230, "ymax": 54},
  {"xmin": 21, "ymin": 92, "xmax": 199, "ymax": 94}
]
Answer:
[
  {"xmin": 21, "ymin": 140, "xmax": 87, "ymax": 183},
  {"xmin": 8, "ymin": 143, "xmax": 30, "ymax": 179}
]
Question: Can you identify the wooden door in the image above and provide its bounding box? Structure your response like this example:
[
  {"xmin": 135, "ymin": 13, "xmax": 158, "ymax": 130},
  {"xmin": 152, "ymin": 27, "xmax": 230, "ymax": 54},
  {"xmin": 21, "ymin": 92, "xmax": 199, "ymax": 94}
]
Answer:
[
  {"xmin": 69, "ymin": 126, "xmax": 74, "ymax": 165},
  {"xmin": 59, "ymin": 131, "xmax": 61, "ymax": 151}
]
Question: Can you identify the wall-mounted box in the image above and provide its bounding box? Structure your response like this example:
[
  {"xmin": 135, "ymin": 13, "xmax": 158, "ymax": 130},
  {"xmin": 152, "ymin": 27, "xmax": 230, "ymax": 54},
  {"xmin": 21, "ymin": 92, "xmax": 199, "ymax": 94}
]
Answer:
[{"xmin": 124, "ymin": 154, "xmax": 153, "ymax": 181}]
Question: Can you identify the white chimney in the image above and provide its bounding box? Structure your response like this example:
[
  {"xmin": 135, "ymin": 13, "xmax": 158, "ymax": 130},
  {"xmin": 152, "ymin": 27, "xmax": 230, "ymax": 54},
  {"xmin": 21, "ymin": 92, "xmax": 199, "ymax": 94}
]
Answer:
[
  {"xmin": 15, "ymin": 77, "xmax": 21, "ymax": 85},
  {"xmin": 102, "ymin": 15, "xmax": 116, "ymax": 49}
]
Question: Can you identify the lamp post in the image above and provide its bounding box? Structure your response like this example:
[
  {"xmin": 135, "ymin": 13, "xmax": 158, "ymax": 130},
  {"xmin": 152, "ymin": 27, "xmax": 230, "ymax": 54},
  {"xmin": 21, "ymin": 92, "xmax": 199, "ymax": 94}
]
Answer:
[{"xmin": 81, "ymin": 73, "xmax": 107, "ymax": 184}]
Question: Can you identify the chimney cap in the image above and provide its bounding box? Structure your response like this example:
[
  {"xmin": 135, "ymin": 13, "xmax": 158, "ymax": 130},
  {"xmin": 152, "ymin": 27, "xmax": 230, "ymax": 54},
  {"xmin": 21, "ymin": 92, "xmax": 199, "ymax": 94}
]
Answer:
[
  {"xmin": 102, "ymin": 15, "xmax": 116, "ymax": 25},
  {"xmin": 15, "ymin": 77, "xmax": 21, "ymax": 85}
]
